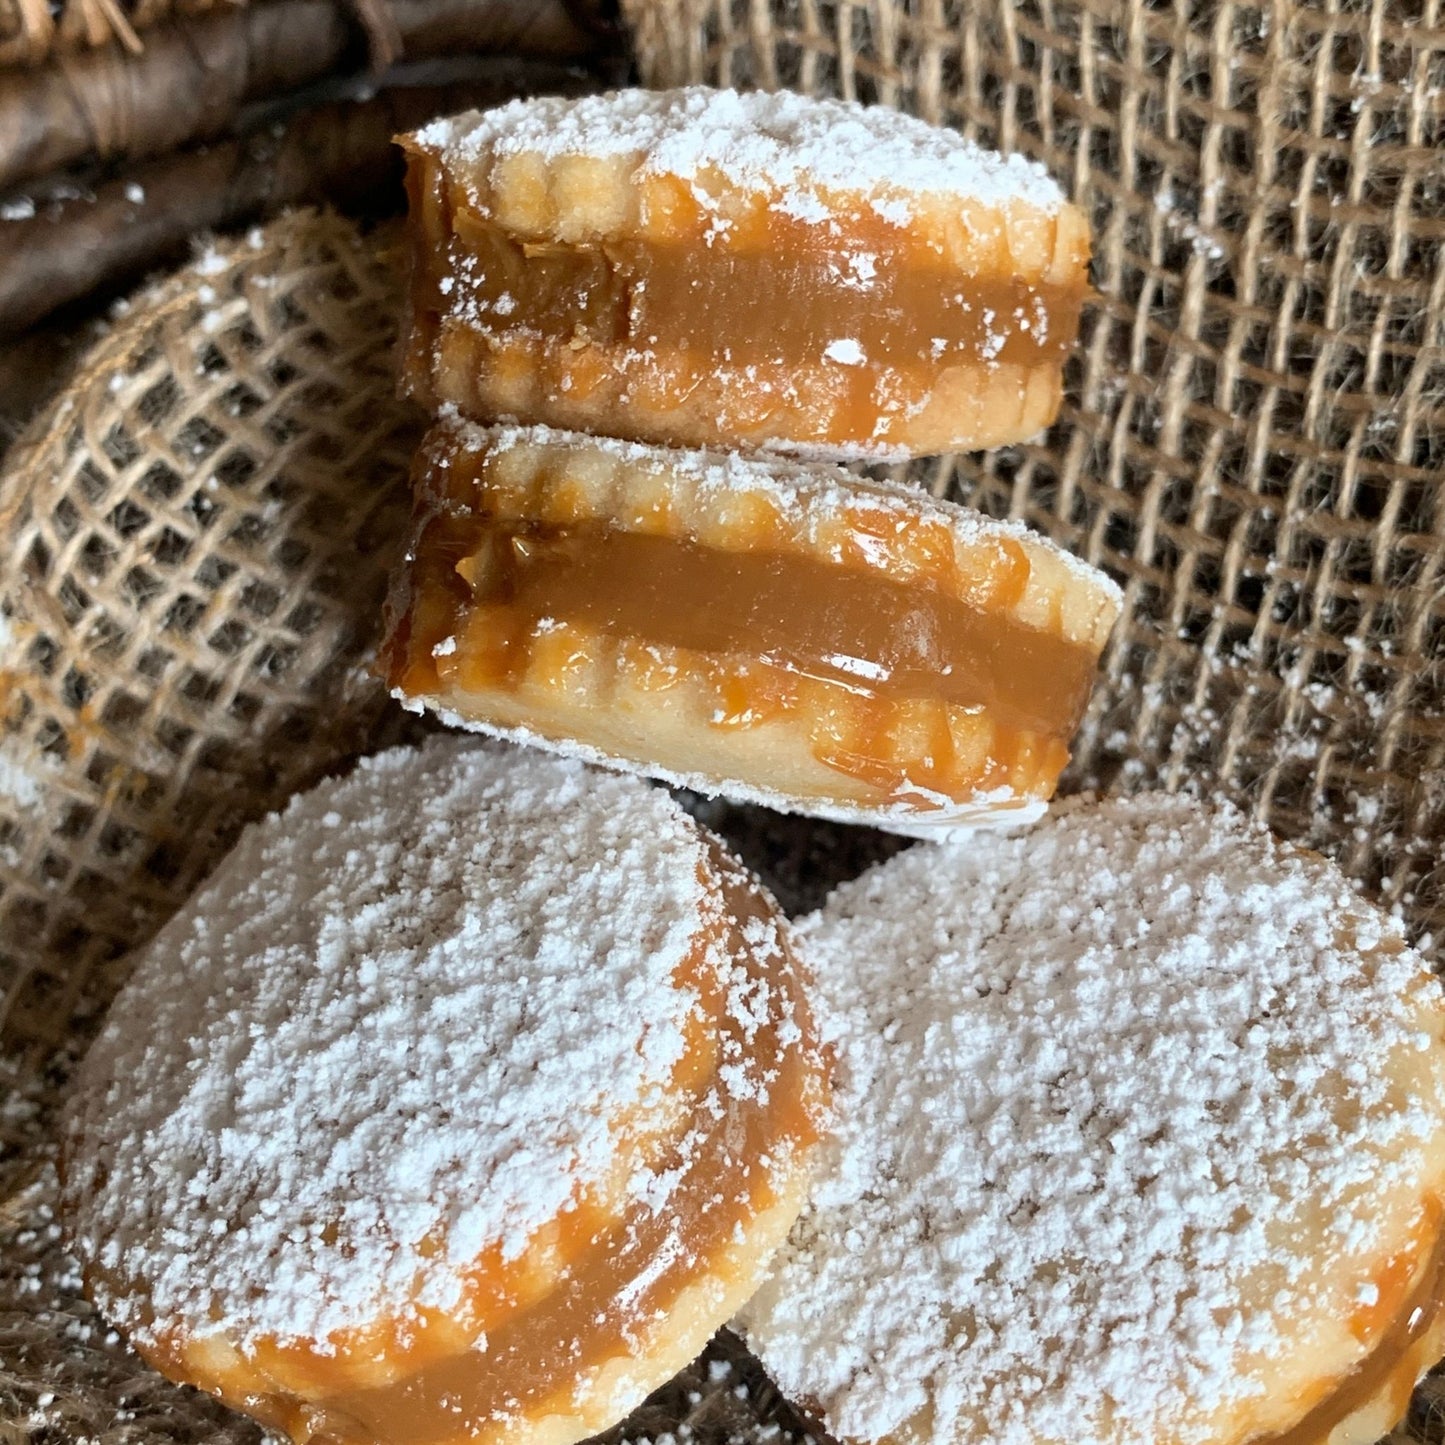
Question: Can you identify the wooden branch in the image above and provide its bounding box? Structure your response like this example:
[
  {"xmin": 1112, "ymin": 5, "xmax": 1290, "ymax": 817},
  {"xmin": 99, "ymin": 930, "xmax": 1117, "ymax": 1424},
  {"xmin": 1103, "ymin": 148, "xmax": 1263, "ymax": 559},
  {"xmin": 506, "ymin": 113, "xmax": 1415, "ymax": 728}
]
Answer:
[
  {"xmin": 0, "ymin": 0, "xmax": 462, "ymax": 68},
  {"xmin": 347, "ymin": 0, "xmax": 404, "ymax": 68},
  {"xmin": 0, "ymin": 61, "xmax": 592, "ymax": 338},
  {"xmin": 0, "ymin": 0, "xmax": 608, "ymax": 191},
  {"xmin": 0, "ymin": 2, "xmax": 349, "ymax": 190},
  {"xmin": 0, "ymin": 0, "xmax": 218, "ymax": 68}
]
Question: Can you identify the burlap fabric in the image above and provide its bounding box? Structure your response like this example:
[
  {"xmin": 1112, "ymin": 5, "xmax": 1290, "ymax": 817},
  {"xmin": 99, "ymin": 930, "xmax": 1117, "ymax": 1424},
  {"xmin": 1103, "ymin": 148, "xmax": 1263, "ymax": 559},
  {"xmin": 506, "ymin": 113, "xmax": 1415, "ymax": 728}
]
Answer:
[
  {"xmin": 0, "ymin": 214, "xmax": 433, "ymax": 1445},
  {"xmin": 5, "ymin": 2, "xmax": 1445, "ymax": 1439},
  {"xmin": 0, "ymin": 210, "xmax": 425, "ymax": 1085}
]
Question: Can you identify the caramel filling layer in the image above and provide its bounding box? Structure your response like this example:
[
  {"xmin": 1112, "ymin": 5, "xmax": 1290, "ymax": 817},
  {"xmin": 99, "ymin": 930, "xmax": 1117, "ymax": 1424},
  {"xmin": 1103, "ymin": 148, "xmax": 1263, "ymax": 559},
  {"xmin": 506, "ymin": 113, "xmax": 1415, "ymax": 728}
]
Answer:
[
  {"xmin": 132, "ymin": 860, "xmax": 824, "ymax": 1445},
  {"xmin": 1253, "ymin": 1205, "xmax": 1445, "ymax": 1445},
  {"xmin": 397, "ymin": 516, "xmax": 1098, "ymax": 744},
  {"xmin": 407, "ymin": 165, "xmax": 1085, "ymax": 373}
]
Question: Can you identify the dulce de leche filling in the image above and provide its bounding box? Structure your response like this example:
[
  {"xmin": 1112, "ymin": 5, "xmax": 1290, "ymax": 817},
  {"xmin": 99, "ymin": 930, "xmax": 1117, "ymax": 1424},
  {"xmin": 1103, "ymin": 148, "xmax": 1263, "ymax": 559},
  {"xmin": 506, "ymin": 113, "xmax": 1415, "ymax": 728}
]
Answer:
[
  {"xmin": 386, "ymin": 504, "xmax": 1098, "ymax": 806},
  {"xmin": 406, "ymin": 159, "xmax": 1087, "ymax": 375},
  {"xmin": 138, "ymin": 859, "xmax": 824, "ymax": 1445},
  {"xmin": 419, "ymin": 517, "xmax": 1091, "ymax": 736}
]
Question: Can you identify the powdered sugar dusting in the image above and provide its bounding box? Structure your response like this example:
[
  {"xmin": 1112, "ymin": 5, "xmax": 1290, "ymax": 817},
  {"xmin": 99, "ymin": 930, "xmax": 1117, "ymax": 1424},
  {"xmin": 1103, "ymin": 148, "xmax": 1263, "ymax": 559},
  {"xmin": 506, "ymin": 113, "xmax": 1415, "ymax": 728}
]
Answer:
[
  {"xmin": 822, "ymin": 338, "xmax": 865, "ymax": 366},
  {"xmin": 740, "ymin": 794, "xmax": 1445, "ymax": 1445},
  {"xmin": 415, "ymin": 88, "xmax": 1063, "ymax": 218},
  {"xmin": 64, "ymin": 738, "xmax": 722, "ymax": 1351}
]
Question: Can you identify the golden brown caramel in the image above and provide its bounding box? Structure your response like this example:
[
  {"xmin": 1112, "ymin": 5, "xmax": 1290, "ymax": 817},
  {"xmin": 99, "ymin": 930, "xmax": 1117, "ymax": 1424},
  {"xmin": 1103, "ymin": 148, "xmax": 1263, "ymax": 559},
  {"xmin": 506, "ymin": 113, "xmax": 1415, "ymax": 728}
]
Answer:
[
  {"xmin": 119, "ymin": 854, "xmax": 825, "ymax": 1445},
  {"xmin": 399, "ymin": 514, "xmax": 1098, "ymax": 744},
  {"xmin": 1253, "ymin": 1205, "xmax": 1445, "ymax": 1445},
  {"xmin": 399, "ymin": 147, "xmax": 1091, "ymax": 456},
  {"xmin": 416, "ymin": 208, "xmax": 1082, "ymax": 370}
]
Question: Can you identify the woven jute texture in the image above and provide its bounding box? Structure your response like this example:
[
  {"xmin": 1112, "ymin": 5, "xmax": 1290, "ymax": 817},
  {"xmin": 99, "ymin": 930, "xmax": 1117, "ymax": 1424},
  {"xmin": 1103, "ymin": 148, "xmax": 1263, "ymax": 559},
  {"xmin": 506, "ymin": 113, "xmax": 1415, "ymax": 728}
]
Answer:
[
  {"xmin": 0, "ymin": 210, "xmax": 426, "ymax": 1440},
  {"xmin": 0, "ymin": 210, "xmax": 424, "ymax": 1085}
]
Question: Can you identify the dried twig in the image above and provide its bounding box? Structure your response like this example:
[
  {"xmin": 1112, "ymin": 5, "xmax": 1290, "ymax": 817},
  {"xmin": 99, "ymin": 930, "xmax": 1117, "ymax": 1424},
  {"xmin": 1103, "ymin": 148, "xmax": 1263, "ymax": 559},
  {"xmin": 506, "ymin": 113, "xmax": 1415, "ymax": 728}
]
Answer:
[
  {"xmin": 0, "ymin": 0, "xmax": 607, "ymax": 191},
  {"xmin": 1, "ymin": 0, "xmax": 218, "ymax": 67},
  {"xmin": 0, "ymin": 60, "xmax": 592, "ymax": 337}
]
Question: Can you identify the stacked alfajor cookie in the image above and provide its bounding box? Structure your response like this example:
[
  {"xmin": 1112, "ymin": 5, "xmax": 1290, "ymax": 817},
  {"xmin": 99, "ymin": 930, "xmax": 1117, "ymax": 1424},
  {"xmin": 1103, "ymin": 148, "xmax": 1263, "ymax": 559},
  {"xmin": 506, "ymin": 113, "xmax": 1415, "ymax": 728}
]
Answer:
[{"xmin": 381, "ymin": 86, "xmax": 1122, "ymax": 836}]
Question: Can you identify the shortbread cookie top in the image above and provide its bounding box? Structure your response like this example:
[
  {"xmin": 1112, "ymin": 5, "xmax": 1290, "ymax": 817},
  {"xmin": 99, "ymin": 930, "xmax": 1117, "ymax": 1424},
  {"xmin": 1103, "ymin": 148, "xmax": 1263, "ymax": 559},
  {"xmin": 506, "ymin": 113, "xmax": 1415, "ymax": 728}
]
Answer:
[
  {"xmin": 740, "ymin": 794, "xmax": 1445, "ymax": 1445},
  {"xmin": 63, "ymin": 737, "xmax": 812, "ymax": 1355},
  {"xmin": 412, "ymin": 86, "xmax": 1065, "ymax": 225}
]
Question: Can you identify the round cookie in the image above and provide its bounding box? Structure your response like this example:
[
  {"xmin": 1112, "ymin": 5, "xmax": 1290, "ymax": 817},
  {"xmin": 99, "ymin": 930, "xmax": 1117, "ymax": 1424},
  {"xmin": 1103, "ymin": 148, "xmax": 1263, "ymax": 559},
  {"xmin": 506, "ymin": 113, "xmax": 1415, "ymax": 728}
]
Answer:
[
  {"xmin": 62, "ymin": 737, "xmax": 828, "ymax": 1445},
  {"xmin": 381, "ymin": 415, "xmax": 1120, "ymax": 838},
  {"xmin": 738, "ymin": 793, "xmax": 1445, "ymax": 1445},
  {"xmin": 399, "ymin": 86, "xmax": 1090, "ymax": 460}
]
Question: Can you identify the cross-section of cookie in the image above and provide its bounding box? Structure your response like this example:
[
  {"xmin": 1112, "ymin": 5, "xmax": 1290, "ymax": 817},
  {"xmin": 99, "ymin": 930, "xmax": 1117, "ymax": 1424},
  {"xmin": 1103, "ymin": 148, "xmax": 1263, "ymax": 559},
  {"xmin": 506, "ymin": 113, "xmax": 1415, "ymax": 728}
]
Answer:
[
  {"xmin": 61, "ymin": 737, "xmax": 829, "ymax": 1445},
  {"xmin": 738, "ymin": 793, "xmax": 1445, "ymax": 1445},
  {"xmin": 399, "ymin": 87, "xmax": 1090, "ymax": 460},
  {"xmin": 379, "ymin": 417, "xmax": 1121, "ymax": 836}
]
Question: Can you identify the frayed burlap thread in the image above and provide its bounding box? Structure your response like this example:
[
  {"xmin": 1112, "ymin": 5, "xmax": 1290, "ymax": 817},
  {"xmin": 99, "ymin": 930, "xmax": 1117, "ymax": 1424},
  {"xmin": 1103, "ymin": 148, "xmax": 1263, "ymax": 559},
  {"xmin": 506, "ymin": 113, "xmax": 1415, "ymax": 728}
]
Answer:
[{"xmin": 626, "ymin": 0, "xmax": 1445, "ymax": 959}]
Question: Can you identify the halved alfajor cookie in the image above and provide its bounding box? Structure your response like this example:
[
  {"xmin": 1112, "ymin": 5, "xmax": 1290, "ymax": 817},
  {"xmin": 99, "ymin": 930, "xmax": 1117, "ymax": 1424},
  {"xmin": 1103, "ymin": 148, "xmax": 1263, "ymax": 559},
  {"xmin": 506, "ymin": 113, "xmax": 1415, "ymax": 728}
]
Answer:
[
  {"xmin": 739, "ymin": 793, "xmax": 1445, "ymax": 1445},
  {"xmin": 400, "ymin": 86, "xmax": 1089, "ymax": 460},
  {"xmin": 62, "ymin": 737, "xmax": 828, "ymax": 1445},
  {"xmin": 379, "ymin": 416, "xmax": 1121, "ymax": 837}
]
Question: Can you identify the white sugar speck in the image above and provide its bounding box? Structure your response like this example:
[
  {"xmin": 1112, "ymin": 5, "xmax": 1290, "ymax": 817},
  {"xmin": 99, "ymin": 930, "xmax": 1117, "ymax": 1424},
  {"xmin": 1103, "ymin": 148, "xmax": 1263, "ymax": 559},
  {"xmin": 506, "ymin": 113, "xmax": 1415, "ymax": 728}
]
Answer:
[{"xmin": 823, "ymin": 338, "xmax": 865, "ymax": 366}]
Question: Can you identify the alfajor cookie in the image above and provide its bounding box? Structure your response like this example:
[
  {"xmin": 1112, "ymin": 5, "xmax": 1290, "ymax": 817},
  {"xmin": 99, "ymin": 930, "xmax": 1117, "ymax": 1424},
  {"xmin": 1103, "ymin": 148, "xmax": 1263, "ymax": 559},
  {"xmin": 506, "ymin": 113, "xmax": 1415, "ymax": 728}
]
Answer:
[
  {"xmin": 379, "ymin": 416, "xmax": 1121, "ymax": 837},
  {"xmin": 62, "ymin": 737, "xmax": 828, "ymax": 1445},
  {"xmin": 739, "ymin": 793, "xmax": 1445, "ymax": 1445},
  {"xmin": 399, "ymin": 86, "xmax": 1089, "ymax": 460}
]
